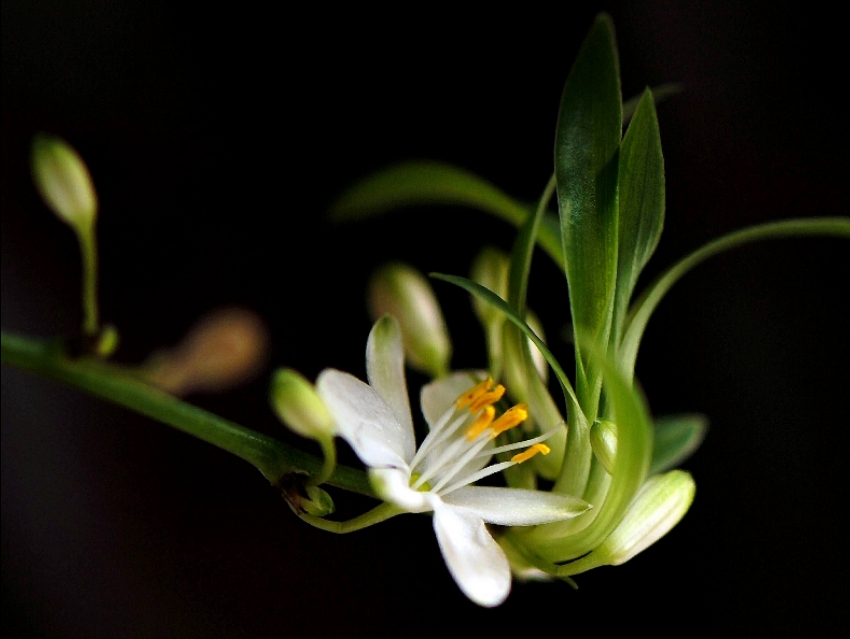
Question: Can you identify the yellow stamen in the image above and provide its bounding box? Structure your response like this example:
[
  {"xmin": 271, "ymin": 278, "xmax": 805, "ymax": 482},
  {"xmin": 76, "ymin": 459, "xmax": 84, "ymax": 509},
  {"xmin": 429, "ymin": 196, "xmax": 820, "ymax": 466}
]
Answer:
[
  {"xmin": 468, "ymin": 385, "xmax": 506, "ymax": 412},
  {"xmin": 464, "ymin": 406, "xmax": 496, "ymax": 441},
  {"xmin": 510, "ymin": 443, "xmax": 551, "ymax": 463},
  {"xmin": 456, "ymin": 377, "xmax": 494, "ymax": 410},
  {"xmin": 489, "ymin": 403, "xmax": 529, "ymax": 438}
]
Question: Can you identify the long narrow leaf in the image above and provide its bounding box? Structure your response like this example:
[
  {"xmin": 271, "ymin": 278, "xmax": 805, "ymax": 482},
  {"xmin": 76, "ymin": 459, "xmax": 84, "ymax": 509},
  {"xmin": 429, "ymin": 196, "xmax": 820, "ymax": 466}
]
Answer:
[
  {"xmin": 329, "ymin": 160, "xmax": 564, "ymax": 264},
  {"xmin": 556, "ymin": 13, "xmax": 622, "ymax": 411},
  {"xmin": 431, "ymin": 273, "xmax": 580, "ymax": 411},
  {"xmin": 621, "ymin": 218, "xmax": 850, "ymax": 378},
  {"xmin": 613, "ymin": 88, "xmax": 665, "ymax": 347},
  {"xmin": 650, "ymin": 414, "xmax": 708, "ymax": 475}
]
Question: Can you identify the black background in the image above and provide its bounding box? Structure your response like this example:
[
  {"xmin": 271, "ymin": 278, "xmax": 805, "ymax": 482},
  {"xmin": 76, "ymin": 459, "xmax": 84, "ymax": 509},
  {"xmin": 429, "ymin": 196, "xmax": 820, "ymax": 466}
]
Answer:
[{"xmin": 2, "ymin": 2, "xmax": 847, "ymax": 637}]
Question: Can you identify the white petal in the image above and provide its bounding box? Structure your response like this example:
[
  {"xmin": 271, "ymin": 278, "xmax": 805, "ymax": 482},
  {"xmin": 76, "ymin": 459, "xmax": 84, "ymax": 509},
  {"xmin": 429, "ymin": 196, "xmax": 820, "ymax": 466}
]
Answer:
[
  {"xmin": 441, "ymin": 486, "xmax": 590, "ymax": 526},
  {"xmin": 366, "ymin": 316, "xmax": 415, "ymax": 461},
  {"xmin": 420, "ymin": 370, "xmax": 487, "ymax": 429},
  {"xmin": 432, "ymin": 503, "xmax": 511, "ymax": 608},
  {"xmin": 369, "ymin": 468, "xmax": 432, "ymax": 513},
  {"xmin": 316, "ymin": 369, "xmax": 410, "ymax": 469}
]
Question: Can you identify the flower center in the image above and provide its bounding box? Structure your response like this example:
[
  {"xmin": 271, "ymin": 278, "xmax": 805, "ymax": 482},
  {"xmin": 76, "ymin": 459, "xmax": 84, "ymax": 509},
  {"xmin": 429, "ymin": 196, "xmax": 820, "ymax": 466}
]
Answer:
[{"xmin": 408, "ymin": 377, "xmax": 553, "ymax": 496}]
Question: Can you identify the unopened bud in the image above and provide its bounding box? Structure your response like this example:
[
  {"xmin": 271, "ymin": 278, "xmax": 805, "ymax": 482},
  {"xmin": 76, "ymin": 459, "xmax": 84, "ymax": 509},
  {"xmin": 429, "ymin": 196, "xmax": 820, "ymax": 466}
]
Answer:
[
  {"xmin": 368, "ymin": 262, "xmax": 451, "ymax": 378},
  {"xmin": 596, "ymin": 470, "xmax": 696, "ymax": 565},
  {"xmin": 301, "ymin": 485, "xmax": 335, "ymax": 517},
  {"xmin": 271, "ymin": 368, "xmax": 335, "ymax": 440},
  {"xmin": 92, "ymin": 324, "xmax": 120, "ymax": 359},
  {"xmin": 144, "ymin": 308, "xmax": 268, "ymax": 396},
  {"xmin": 590, "ymin": 420, "xmax": 618, "ymax": 474},
  {"xmin": 31, "ymin": 135, "xmax": 98, "ymax": 231},
  {"xmin": 470, "ymin": 247, "xmax": 509, "ymax": 325}
]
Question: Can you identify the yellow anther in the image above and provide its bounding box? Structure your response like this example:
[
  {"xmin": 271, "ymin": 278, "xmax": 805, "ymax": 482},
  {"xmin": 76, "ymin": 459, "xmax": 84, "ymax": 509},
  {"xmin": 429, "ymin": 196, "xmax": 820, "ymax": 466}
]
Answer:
[
  {"xmin": 468, "ymin": 385, "xmax": 506, "ymax": 412},
  {"xmin": 456, "ymin": 377, "xmax": 494, "ymax": 409},
  {"xmin": 489, "ymin": 403, "xmax": 529, "ymax": 438},
  {"xmin": 465, "ymin": 406, "xmax": 496, "ymax": 441},
  {"xmin": 510, "ymin": 443, "xmax": 551, "ymax": 464}
]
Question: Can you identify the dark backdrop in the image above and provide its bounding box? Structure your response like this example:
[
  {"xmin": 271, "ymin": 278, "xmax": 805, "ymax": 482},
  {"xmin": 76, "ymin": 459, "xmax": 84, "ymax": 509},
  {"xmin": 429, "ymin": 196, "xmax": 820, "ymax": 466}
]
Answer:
[{"xmin": 2, "ymin": 2, "xmax": 847, "ymax": 637}]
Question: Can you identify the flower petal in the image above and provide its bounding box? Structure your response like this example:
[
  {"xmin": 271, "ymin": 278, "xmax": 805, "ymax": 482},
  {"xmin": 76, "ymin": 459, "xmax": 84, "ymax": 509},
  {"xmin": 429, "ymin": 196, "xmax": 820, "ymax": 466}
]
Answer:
[
  {"xmin": 366, "ymin": 316, "xmax": 415, "ymax": 461},
  {"xmin": 420, "ymin": 370, "xmax": 487, "ymax": 429},
  {"xmin": 369, "ymin": 468, "xmax": 432, "ymax": 513},
  {"xmin": 432, "ymin": 502, "xmax": 511, "ymax": 607},
  {"xmin": 316, "ymin": 369, "xmax": 410, "ymax": 469},
  {"xmin": 441, "ymin": 486, "xmax": 590, "ymax": 526}
]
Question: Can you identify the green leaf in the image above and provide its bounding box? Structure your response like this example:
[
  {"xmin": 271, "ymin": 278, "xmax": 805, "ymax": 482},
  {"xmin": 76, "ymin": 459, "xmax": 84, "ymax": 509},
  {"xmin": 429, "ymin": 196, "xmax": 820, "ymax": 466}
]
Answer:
[
  {"xmin": 545, "ymin": 336, "xmax": 653, "ymax": 564},
  {"xmin": 430, "ymin": 273, "xmax": 580, "ymax": 411},
  {"xmin": 621, "ymin": 218, "xmax": 850, "ymax": 378},
  {"xmin": 328, "ymin": 160, "xmax": 564, "ymax": 265},
  {"xmin": 650, "ymin": 414, "xmax": 707, "ymax": 475},
  {"xmin": 613, "ymin": 88, "xmax": 665, "ymax": 346},
  {"xmin": 555, "ymin": 13, "xmax": 622, "ymax": 410}
]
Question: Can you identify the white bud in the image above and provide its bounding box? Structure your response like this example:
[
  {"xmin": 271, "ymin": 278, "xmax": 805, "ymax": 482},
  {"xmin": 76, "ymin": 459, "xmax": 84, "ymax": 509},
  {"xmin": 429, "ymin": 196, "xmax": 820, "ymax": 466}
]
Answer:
[
  {"xmin": 31, "ymin": 135, "xmax": 98, "ymax": 230},
  {"xmin": 597, "ymin": 470, "xmax": 696, "ymax": 565},
  {"xmin": 368, "ymin": 263, "xmax": 451, "ymax": 378}
]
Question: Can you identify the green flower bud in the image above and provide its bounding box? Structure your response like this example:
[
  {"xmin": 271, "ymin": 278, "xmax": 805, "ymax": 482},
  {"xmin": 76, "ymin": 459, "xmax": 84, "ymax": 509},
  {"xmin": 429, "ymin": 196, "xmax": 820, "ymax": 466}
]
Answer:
[
  {"xmin": 368, "ymin": 262, "xmax": 451, "ymax": 378},
  {"xmin": 271, "ymin": 368, "xmax": 335, "ymax": 440},
  {"xmin": 470, "ymin": 247, "xmax": 509, "ymax": 325},
  {"xmin": 31, "ymin": 135, "xmax": 98, "ymax": 231},
  {"xmin": 301, "ymin": 485, "xmax": 335, "ymax": 517},
  {"xmin": 596, "ymin": 470, "xmax": 696, "ymax": 565},
  {"xmin": 92, "ymin": 324, "xmax": 120, "ymax": 359},
  {"xmin": 590, "ymin": 419, "xmax": 618, "ymax": 474}
]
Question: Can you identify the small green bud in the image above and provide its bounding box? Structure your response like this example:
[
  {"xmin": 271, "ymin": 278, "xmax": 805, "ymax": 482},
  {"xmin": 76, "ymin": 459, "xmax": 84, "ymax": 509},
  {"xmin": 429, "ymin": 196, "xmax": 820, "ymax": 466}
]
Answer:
[
  {"xmin": 596, "ymin": 470, "xmax": 696, "ymax": 565},
  {"xmin": 368, "ymin": 262, "xmax": 451, "ymax": 378},
  {"xmin": 270, "ymin": 368, "xmax": 335, "ymax": 440},
  {"xmin": 93, "ymin": 324, "xmax": 120, "ymax": 359},
  {"xmin": 31, "ymin": 135, "xmax": 98, "ymax": 231},
  {"xmin": 301, "ymin": 485, "xmax": 335, "ymax": 517},
  {"xmin": 590, "ymin": 419, "xmax": 618, "ymax": 474},
  {"xmin": 470, "ymin": 247, "xmax": 509, "ymax": 325}
]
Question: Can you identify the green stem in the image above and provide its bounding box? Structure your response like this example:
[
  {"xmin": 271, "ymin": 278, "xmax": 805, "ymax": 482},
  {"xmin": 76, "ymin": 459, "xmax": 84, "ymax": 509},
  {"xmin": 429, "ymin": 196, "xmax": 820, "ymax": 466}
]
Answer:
[
  {"xmin": 1, "ymin": 331, "xmax": 373, "ymax": 496},
  {"xmin": 298, "ymin": 503, "xmax": 403, "ymax": 534},
  {"xmin": 309, "ymin": 437, "xmax": 338, "ymax": 487},
  {"xmin": 78, "ymin": 227, "xmax": 99, "ymax": 336}
]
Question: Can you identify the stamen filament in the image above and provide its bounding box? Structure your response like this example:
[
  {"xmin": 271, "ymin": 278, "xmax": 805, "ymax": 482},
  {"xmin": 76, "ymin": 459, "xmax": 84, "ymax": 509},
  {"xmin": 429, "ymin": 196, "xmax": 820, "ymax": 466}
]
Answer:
[
  {"xmin": 439, "ymin": 460, "xmax": 517, "ymax": 496},
  {"xmin": 479, "ymin": 428, "xmax": 560, "ymax": 458},
  {"xmin": 409, "ymin": 410, "xmax": 468, "ymax": 470},
  {"xmin": 429, "ymin": 434, "xmax": 495, "ymax": 494},
  {"xmin": 412, "ymin": 434, "xmax": 471, "ymax": 490}
]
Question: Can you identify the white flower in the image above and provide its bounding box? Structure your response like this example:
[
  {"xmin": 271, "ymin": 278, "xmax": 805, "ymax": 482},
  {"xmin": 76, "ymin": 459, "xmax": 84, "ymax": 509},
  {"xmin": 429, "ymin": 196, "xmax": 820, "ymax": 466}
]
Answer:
[{"xmin": 316, "ymin": 316, "xmax": 589, "ymax": 607}]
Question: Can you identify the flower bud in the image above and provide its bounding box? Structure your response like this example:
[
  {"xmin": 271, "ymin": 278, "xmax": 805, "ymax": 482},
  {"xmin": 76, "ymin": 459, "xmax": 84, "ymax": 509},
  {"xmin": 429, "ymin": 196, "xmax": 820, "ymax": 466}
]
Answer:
[
  {"xmin": 596, "ymin": 470, "xmax": 696, "ymax": 565},
  {"xmin": 270, "ymin": 368, "xmax": 336, "ymax": 441},
  {"xmin": 31, "ymin": 135, "xmax": 98, "ymax": 231},
  {"xmin": 368, "ymin": 262, "xmax": 451, "ymax": 378},
  {"xmin": 145, "ymin": 308, "xmax": 268, "ymax": 396},
  {"xmin": 470, "ymin": 247, "xmax": 509, "ymax": 325},
  {"xmin": 301, "ymin": 485, "xmax": 335, "ymax": 517}
]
